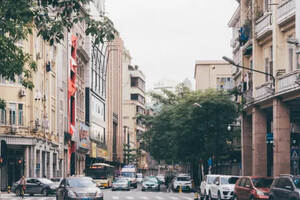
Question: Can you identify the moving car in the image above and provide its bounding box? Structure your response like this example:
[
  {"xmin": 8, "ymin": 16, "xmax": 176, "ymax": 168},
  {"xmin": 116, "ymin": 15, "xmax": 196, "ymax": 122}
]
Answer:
[
  {"xmin": 112, "ymin": 178, "xmax": 130, "ymax": 191},
  {"xmin": 200, "ymin": 174, "xmax": 218, "ymax": 200},
  {"xmin": 269, "ymin": 174, "xmax": 300, "ymax": 200},
  {"xmin": 142, "ymin": 176, "xmax": 160, "ymax": 191},
  {"xmin": 209, "ymin": 175, "xmax": 239, "ymax": 200},
  {"xmin": 121, "ymin": 165, "xmax": 138, "ymax": 188},
  {"xmin": 156, "ymin": 174, "xmax": 166, "ymax": 185},
  {"xmin": 56, "ymin": 176, "xmax": 103, "ymax": 200},
  {"xmin": 173, "ymin": 175, "xmax": 193, "ymax": 192},
  {"xmin": 136, "ymin": 173, "xmax": 143, "ymax": 183},
  {"xmin": 234, "ymin": 176, "xmax": 273, "ymax": 200},
  {"xmin": 12, "ymin": 177, "xmax": 57, "ymax": 196}
]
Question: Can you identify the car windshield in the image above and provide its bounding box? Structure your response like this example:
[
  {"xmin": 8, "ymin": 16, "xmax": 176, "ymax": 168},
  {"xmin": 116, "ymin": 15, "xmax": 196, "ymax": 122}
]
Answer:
[
  {"xmin": 207, "ymin": 176, "xmax": 216, "ymax": 184},
  {"xmin": 38, "ymin": 178, "xmax": 53, "ymax": 184},
  {"xmin": 252, "ymin": 178, "xmax": 273, "ymax": 188},
  {"xmin": 121, "ymin": 172, "xmax": 135, "ymax": 178},
  {"xmin": 221, "ymin": 177, "xmax": 239, "ymax": 185},
  {"xmin": 177, "ymin": 177, "xmax": 190, "ymax": 181},
  {"xmin": 67, "ymin": 178, "xmax": 96, "ymax": 188},
  {"xmin": 145, "ymin": 177, "xmax": 158, "ymax": 183},
  {"xmin": 293, "ymin": 178, "xmax": 300, "ymax": 189}
]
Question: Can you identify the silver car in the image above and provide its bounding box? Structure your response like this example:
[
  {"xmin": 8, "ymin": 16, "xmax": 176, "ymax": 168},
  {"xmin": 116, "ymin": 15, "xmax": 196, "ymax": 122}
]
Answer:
[{"xmin": 112, "ymin": 178, "xmax": 130, "ymax": 191}]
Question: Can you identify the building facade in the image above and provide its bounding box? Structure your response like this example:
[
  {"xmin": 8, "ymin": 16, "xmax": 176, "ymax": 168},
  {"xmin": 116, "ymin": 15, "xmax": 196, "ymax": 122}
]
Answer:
[
  {"xmin": 194, "ymin": 60, "xmax": 234, "ymax": 91},
  {"xmin": 229, "ymin": 0, "xmax": 300, "ymax": 177}
]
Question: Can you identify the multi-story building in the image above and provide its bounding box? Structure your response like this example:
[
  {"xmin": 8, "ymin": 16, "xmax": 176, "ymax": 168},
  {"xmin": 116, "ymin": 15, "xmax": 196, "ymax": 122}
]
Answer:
[
  {"xmin": 194, "ymin": 60, "xmax": 234, "ymax": 91},
  {"xmin": 0, "ymin": 32, "xmax": 60, "ymax": 189},
  {"xmin": 122, "ymin": 52, "xmax": 147, "ymax": 169},
  {"xmin": 229, "ymin": 0, "xmax": 300, "ymax": 177}
]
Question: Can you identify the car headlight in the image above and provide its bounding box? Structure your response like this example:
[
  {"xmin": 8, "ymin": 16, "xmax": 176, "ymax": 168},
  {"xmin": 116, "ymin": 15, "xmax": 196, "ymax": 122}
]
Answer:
[
  {"xmin": 96, "ymin": 190, "xmax": 103, "ymax": 197},
  {"xmin": 68, "ymin": 190, "xmax": 76, "ymax": 198},
  {"xmin": 256, "ymin": 189, "xmax": 264, "ymax": 196}
]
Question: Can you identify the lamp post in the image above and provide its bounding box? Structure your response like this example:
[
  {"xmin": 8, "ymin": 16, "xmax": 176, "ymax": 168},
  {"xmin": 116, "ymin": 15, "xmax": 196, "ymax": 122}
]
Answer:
[{"xmin": 222, "ymin": 56, "xmax": 275, "ymax": 87}]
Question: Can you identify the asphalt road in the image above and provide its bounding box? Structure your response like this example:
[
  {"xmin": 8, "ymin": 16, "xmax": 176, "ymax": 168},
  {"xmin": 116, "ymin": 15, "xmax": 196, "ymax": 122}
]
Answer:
[{"xmin": 0, "ymin": 186, "xmax": 196, "ymax": 200}]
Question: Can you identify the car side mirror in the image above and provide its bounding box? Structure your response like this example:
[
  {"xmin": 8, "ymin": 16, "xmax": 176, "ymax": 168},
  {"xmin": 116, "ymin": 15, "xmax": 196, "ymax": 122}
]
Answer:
[{"xmin": 285, "ymin": 186, "xmax": 293, "ymax": 191}]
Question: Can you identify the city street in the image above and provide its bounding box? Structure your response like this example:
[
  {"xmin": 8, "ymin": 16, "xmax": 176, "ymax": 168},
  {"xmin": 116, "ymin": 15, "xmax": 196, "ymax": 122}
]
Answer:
[{"xmin": 0, "ymin": 187, "xmax": 196, "ymax": 200}]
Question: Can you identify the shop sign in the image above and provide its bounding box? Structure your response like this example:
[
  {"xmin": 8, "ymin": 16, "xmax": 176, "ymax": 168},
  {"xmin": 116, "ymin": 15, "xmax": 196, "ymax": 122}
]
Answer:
[
  {"xmin": 91, "ymin": 95, "xmax": 105, "ymax": 122},
  {"xmin": 90, "ymin": 123, "xmax": 105, "ymax": 143},
  {"xmin": 97, "ymin": 147, "xmax": 108, "ymax": 159},
  {"xmin": 90, "ymin": 142, "xmax": 97, "ymax": 158},
  {"xmin": 79, "ymin": 123, "xmax": 90, "ymax": 149}
]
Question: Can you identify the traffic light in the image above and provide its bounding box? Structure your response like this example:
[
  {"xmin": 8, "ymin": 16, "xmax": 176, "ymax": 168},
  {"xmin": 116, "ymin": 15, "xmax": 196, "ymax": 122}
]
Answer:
[{"xmin": 17, "ymin": 158, "xmax": 23, "ymax": 165}]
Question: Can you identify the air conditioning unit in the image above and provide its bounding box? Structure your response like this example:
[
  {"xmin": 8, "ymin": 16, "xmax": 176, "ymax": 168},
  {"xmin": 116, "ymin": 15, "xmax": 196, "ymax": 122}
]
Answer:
[{"xmin": 19, "ymin": 89, "xmax": 26, "ymax": 97}]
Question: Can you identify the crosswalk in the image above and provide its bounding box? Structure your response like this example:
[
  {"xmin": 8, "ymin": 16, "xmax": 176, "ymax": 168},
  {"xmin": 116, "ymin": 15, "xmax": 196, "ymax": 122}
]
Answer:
[{"xmin": 107, "ymin": 195, "xmax": 194, "ymax": 200}]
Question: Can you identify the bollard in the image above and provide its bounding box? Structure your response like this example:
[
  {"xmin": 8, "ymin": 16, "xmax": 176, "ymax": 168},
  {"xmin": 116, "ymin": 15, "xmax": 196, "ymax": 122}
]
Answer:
[
  {"xmin": 7, "ymin": 186, "xmax": 11, "ymax": 193},
  {"xmin": 194, "ymin": 192, "xmax": 199, "ymax": 200},
  {"xmin": 179, "ymin": 185, "xmax": 182, "ymax": 193}
]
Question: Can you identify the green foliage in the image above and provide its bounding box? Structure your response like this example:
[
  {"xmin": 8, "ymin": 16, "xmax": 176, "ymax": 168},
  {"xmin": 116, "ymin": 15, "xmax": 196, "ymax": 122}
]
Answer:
[
  {"xmin": 141, "ymin": 86, "xmax": 239, "ymax": 166},
  {"xmin": 123, "ymin": 144, "xmax": 139, "ymax": 165}
]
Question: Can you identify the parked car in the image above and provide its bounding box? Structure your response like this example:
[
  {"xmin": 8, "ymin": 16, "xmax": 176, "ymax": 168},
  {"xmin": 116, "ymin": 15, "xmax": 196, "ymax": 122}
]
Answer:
[
  {"xmin": 142, "ymin": 176, "xmax": 160, "ymax": 191},
  {"xmin": 136, "ymin": 173, "xmax": 143, "ymax": 183},
  {"xmin": 234, "ymin": 176, "xmax": 273, "ymax": 200},
  {"xmin": 112, "ymin": 177, "xmax": 130, "ymax": 191},
  {"xmin": 12, "ymin": 177, "xmax": 57, "ymax": 196},
  {"xmin": 200, "ymin": 174, "xmax": 218, "ymax": 200},
  {"xmin": 173, "ymin": 175, "xmax": 193, "ymax": 192},
  {"xmin": 269, "ymin": 174, "xmax": 300, "ymax": 200},
  {"xmin": 209, "ymin": 175, "xmax": 239, "ymax": 200},
  {"xmin": 56, "ymin": 176, "xmax": 103, "ymax": 200},
  {"xmin": 156, "ymin": 174, "xmax": 165, "ymax": 184}
]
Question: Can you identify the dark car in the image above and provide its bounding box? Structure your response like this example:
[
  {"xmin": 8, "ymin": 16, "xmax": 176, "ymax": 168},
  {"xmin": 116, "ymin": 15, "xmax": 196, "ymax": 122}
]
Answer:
[
  {"xmin": 56, "ymin": 176, "xmax": 103, "ymax": 200},
  {"xmin": 12, "ymin": 178, "xmax": 57, "ymax": 196},
  {"xmin": 269, "ymin": 174, "xmax": 300, "ymax": 200},
  {"xmin": 234, "ymin": 176, "xmax": 273, "ymax": 200}
]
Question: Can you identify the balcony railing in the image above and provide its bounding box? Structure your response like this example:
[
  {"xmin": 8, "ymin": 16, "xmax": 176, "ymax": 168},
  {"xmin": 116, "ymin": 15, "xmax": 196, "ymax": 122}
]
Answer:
[
  {"xmin": 277, "ymin": 0, "xmax": 295, "ymax": 25},
  {"xmin": 255, "ymin": 13, "xmax": 272, "ymax": 39},
  {"xmin": 255, "ymin": 82, "xmax": 274, "ymax": 100},
  {"xmin": 277, "ymin": 70, "xmax": 300, "ymax": 93}
]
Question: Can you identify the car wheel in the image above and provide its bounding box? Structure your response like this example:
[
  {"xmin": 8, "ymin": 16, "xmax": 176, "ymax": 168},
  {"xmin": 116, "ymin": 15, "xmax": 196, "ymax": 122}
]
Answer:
[{"xmin": 42, "ymin": 188, "xmax": 49, "ymax": 196}]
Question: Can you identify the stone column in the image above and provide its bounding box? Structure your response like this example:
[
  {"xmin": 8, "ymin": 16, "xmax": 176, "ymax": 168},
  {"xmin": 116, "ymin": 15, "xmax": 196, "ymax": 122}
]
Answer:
[
  {"xmin": 49, "ymin": 151, "xmax": 53, "ymax": 178},
  {"xmin": 273, "ymin": 98, "xmax": 290, "ymax": 176},
  {"xmin": 45, "ymin": 152, "xmax": 48, "ymax": 178},
  {"xmin": 33, "ymin": 147, "xmax": 36, "ymax": 177},
  {"xmin": 242, "ymin": 113, "xmax": 252, "ymax": 176},
  {"xmin": 252, "ymin": 107, "xmax": 267, "ymax": 176},
  {"xmin": 25, "ymin": 146, "xmax": 29, "ymax": 177},
  {"xmin": 39, "ymin": 150, "xmax": 43, "ymax": 178}
]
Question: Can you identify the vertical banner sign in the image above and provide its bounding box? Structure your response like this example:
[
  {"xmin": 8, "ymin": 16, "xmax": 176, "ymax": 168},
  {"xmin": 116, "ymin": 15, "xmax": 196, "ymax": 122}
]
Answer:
[{"xmin": 68, "ymin": 35, "xmax": 78, "ymax": 170}]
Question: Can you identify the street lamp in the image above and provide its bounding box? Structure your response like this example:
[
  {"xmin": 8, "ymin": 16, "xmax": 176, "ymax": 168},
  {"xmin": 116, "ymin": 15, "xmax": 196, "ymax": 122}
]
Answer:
[{"xmin": 222, "ymin": 56, "xmax": 275, "ymax": 87}]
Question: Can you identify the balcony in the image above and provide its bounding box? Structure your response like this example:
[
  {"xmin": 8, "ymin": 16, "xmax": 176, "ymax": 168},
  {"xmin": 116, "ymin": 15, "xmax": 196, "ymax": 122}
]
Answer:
[
  {"xmin": 277, "ymin": 70, "xmax": 300, "ymax": 93},
  {"xmin": 255, "ymin": 13, "xmax": 272, "ymax": 39},
  {"xmin": 255, "ymin": 82, "xmax": 274, "ymax": 100},
  {"xmin": 277, "ymin": 0, "xmax": 295, "ymax": 26}
]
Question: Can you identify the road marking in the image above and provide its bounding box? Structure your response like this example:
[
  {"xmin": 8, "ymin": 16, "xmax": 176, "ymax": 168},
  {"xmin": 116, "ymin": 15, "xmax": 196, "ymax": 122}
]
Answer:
[
  {"xmin": 183, "ymin": 197, "xmax": 193, "ymax": 200},
  {"xmin": 140, "ymin": 196, "xmax": 149, "ymax": 200},
  {"xmin": 169, "ymin": 197, "xmax": 180, "ymax": 200},
  {"xmin": 112, "ymin": 196, "xmax": 120, "ymax": 200},
  {"xmin": 126, "ymin": 196, "xmax": 134, "ymax": 200},
  {"xmin": 155, "ymin": 196, "xmax": 164, "ymax": 200}
]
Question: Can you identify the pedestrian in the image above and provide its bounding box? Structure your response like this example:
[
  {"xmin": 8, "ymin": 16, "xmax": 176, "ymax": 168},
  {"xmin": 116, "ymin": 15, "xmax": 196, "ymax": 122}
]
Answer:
[{"xmin": 19, "ymin": 176, "xmax": 26, "ymax": 199}]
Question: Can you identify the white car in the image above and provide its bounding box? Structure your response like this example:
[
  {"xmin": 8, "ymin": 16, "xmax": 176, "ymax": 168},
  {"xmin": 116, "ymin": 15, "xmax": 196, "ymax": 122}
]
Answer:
[
  {"xmin": 156, "ymin": 174, "xmax": 165, "ymax": 184},
  {"xmin": 136, "ymin": 173, "xmax": 143, "ymax": 183},
  {"xmin": 209, "ymin": 175, "xmax": 239, "ymax": 200},
  {"xmin": 173, "ymin": 175, "xmax": 192, "ymax": 192},
  {"xmin": 200, "ymin": 174, "xmax": 218, "ymax": 200}
]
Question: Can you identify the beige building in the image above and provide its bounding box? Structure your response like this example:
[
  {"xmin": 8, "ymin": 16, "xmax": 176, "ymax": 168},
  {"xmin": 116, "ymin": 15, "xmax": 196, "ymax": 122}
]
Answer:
[
  {"xmin": 229, "ymin": 0, "xmax": 300, "ymax": 177},
  {"xmin": 122, "ymin": 51, "xmax": 147, "ymax": 168},
  {"xmin": 194, "ymin": 60, "xmax": 234, "ymax": 91},
  {"xmin": 0, "ymin": 31, "xmax": 60, "ymax": 189}
]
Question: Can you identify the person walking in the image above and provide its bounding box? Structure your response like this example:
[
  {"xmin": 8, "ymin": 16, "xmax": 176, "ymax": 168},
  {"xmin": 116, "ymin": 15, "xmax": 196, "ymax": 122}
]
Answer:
[{"xmin": 19, "ymin": 176, "xmax": 26, "ymax": 199}]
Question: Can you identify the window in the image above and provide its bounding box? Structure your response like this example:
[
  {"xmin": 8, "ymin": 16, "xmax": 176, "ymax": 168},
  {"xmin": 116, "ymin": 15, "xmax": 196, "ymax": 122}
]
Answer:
[
  {"xmin": 265, "ymin": 58, "xmax": 269, "ymax": 81},
  {"xmin": 18, "ymin": 104, "xmax": 23, "ymax": 126},
  {"xmin": 289, "ymin": 47, "xmax": 294, "ymax": 72},
  {"xmin": 238, "ymin": 178, "xmax": 246, "ymax": 187},
  {"xmin": 264, "ymin": 0, "xmax": 270, "ymax": 12},
  {"xmin": 245, "ymin": 178, "xmax": 251, "ymax": 187},
  {"xmin": 9, "ymin": 103, "xmax": 16, "ymax": 125},
  {"xmin": 91, "ymin": 45, "xmax": 106, "ymax": 98},
  {"xmin": 0, "ymin": 108, "xmax": 6, "ymax": 124}
]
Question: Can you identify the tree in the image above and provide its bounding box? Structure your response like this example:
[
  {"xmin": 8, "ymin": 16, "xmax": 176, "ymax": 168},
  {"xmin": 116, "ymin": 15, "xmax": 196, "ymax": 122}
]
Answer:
[
  {"xmin": 141, "ymin": 86, "xmax": 239, "ymax": 175},
  {"xmin": 0, "ymin": 0, "xmax": 117, "ymax": 108}
]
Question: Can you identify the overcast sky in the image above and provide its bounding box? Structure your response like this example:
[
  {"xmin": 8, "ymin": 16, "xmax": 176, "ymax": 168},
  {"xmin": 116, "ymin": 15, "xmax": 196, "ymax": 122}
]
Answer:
[{"xmin": 106, "ymin": 0, "xmax": 238, "ymax": 89}]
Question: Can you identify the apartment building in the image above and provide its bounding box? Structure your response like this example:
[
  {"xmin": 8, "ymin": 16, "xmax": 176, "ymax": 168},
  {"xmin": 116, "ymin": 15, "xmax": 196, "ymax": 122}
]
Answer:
[
  {"xmin": 229, "ymin": 0, "xmax": 300, "ymax": 176},
  {"xmin": 194, "ymin": 60, "xmax": 234, "ymax": 91}
]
